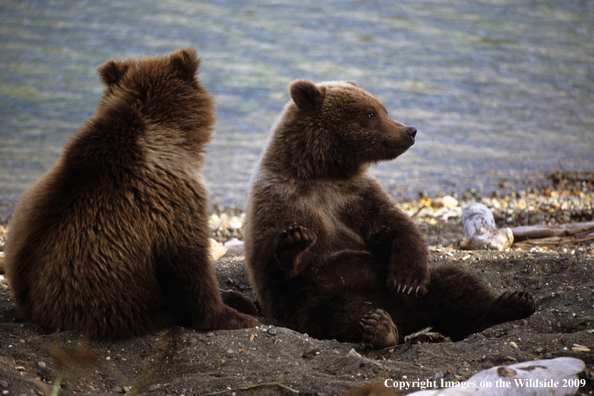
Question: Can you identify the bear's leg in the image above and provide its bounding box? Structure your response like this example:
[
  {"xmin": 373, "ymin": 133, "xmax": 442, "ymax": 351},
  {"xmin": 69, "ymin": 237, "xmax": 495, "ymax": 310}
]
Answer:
[
  {"xmin": 477, "ymin": 290, "xmax": 535, "ymax": 331},
  {"xmin": 416, "ymin": 265, "xmax": 535, "ymax": 341},
  {"xmin": 359, "ymin": 308, "xmax": 399, "ymax": 349},
  {"xmin": 220, "ymin": 291, "xmax": 259, "ymax": 317},
  {"xmin": 157, "ymin": 246, "xmax": 257, "ymax": 331}
]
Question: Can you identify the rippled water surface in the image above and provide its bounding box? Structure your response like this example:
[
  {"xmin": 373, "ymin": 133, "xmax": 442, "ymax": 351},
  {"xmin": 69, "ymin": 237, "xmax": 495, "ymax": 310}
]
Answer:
[{"xmin": 1, "ymin": 0, "xmax": 593, "ymax": 214}]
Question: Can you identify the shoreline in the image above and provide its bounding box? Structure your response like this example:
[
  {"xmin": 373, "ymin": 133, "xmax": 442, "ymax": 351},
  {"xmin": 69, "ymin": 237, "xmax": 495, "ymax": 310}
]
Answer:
[{"xmin": 1, "ymin": 169, "xmax": 592, "ymax": 255}]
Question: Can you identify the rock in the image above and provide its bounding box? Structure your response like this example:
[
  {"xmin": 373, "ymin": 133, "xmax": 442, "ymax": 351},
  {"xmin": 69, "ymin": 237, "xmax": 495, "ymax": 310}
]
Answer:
[
  {"xmin": 209, "ymin": 239, "xmax": 227, "ymax": 261},
  {"xmin": 267, "ymin": 328, "xmax": 278, "ymax": 336},
  {"xmin": 431, "ymin": 195, "xmax": 458, "ymax": 209},
  {"xmin": 0, "ymin": 381, "xmax": 8, "ymax": 389}
]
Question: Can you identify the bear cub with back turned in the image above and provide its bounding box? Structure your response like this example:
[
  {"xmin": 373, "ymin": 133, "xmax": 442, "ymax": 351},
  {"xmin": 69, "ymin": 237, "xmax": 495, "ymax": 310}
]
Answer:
[
  {"xmin": 244, "ymin": 80, "xmax": 535, "ymax": 348},
  {"xmin": 4, "ymin": 48, "xmax": 257, "ymax": 339}
]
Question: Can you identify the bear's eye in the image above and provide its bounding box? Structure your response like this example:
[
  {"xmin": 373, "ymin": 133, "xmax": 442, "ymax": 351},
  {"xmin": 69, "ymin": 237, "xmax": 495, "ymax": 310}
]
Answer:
[{"xmin": 367, "ymin": 112, "xmax": 376, "ymax": 120}]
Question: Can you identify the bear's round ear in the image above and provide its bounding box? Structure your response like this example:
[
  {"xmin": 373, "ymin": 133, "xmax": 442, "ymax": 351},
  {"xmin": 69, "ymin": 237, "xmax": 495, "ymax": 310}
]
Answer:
[
  {"xmin": 170, "ymin": 48, "xmax": 200, "ymax": 80},
  {"xmin": 346, "ymin": 80, "xmax": 358, "ymax": 87},
  {"xmin": 97, "ymin": 59, "xmax": 130, "ymax": 87},
  {"xmin": 290, "ymin": 80, "xmax": 325, "ymax": 111}
]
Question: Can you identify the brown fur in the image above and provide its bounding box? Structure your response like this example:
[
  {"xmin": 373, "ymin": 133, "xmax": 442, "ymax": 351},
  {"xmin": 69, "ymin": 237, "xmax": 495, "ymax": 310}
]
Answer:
[
  {"xmin": 4, "ymin": 48, "xmax": 257, "ymax": 339},
  {"xmin": 245, "ymin": 80, "xmax": 534, "ymax": 346}
]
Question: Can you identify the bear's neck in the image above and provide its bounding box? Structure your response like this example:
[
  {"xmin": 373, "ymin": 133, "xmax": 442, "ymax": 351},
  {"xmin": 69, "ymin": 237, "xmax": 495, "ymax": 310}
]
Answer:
[{"xmin": 261, "ymin": 150, "xmax": 370, "ymax": 182}]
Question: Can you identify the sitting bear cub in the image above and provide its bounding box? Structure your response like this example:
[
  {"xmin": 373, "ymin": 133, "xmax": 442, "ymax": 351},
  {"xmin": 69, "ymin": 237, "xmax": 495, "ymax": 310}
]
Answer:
[
  {"xmin": 4, "ymin": 48, "xmax": 257, "ymax": 339},
  {"xmin": 244, "ymin": 80, "xmax": 535, "ymax": 348}
]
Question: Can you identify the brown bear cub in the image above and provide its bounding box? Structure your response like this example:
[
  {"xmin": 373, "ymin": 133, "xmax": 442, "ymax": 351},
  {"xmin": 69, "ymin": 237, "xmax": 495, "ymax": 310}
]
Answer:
[
  {"xmin": 244, "ymin": 80, "xmax": 535, "ymax": 348},
  {"xmin": 4, "ymin": 48, "xmax": 257, "ymax": 339}
]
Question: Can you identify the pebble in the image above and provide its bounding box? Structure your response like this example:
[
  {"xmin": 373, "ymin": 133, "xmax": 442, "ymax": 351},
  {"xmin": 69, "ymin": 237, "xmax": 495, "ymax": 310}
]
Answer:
[
  {"xmin": 431, "ymin": 195, "xmax": 459, "ymax": 209},
  {"xmin": 38, "ymin": 361, "xmax": 46, "ymax": 369},
  {"xmin": 267, "ymin": 328, "xmax": 278, "ymax": 336},
  {"xmin": 0, "ymin": 381, "xmax": 8, "ymax": 389}
]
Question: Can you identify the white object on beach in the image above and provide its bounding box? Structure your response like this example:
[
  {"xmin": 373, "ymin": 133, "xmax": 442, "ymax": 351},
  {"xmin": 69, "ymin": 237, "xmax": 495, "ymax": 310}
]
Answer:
[
  {"xmin": 224, "ymin": 238, "xmax": 245, "ymax": 254},
  {"xmin": 209, "ymin": 239, "xmax": 227, "ymax": 261},
  {"xmin": 458, "ymin": 203, "xmax": 513, "ymax": 250},
  {"xmin": 407, "ymin": 357, "xmax": 585, "ymax": 396}
]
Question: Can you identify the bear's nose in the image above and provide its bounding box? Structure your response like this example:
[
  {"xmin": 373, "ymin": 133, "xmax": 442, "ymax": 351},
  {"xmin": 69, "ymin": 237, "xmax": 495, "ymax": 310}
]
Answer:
[{"xmin": 406, "ymin": 126, "xmax": 417, "ymax": 140}]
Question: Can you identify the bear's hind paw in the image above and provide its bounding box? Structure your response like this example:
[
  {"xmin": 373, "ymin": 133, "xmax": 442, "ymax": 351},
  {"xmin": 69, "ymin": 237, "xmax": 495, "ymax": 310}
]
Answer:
[
  {"xmin": 359, "ymin": 308, "xmax": 399, "ymax": 349},
  {"xmin": 482, "ymin": 290, "xmax": 536, "ymax": 329}
]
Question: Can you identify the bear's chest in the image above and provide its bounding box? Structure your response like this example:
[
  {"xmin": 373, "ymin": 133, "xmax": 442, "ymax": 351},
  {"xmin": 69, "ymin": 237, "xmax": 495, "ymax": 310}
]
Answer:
[{"xmin": 292, "ymin": 181, "xmax": 366, "ymax": 247}]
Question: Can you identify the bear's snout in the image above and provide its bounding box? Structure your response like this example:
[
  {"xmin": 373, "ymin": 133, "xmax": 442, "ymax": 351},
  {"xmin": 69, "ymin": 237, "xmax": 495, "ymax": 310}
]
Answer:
[{"xmin": 406, "ymin": 126, "xmax": 417, "ymax": 141}]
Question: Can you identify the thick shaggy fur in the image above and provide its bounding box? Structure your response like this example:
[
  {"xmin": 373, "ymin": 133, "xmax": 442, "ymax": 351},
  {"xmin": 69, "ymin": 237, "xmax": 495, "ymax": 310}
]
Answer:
[
  {"xmin": 245, "ymin": 80, "xmax": 534, "ymax": 346},
  {"xmin": 4, "ymin": 48, "xmax": 257, "ymax": 339}
]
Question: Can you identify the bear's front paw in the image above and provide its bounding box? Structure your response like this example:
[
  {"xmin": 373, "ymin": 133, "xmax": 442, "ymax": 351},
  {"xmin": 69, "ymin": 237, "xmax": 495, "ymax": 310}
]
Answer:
[
  {"xmin": 386, "ymin": 265, "xmax": 429, "ymax": 296},
  {"xmin": 359, "ymin": 308, "xmax": 399, "ymax": 349},
  {"xmin": 273, "ymin": 225, "xmax": 316, "ymax": 267}
]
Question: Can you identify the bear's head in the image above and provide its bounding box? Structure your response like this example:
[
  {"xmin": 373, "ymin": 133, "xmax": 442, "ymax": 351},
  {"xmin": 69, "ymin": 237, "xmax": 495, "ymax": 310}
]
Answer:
[
  {"xmin": 94, "ymin": 48, "xmax": 214, "ymax": 151},
  {"xmin": 262, "ymin": 80, "xmax": 417, "ymax": 180}
]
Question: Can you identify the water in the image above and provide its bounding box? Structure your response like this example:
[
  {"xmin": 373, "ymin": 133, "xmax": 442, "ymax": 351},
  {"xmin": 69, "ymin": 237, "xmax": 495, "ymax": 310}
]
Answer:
[{"xmin": 1, "ymin": 0, "xmax": 593, "ymax": 219}]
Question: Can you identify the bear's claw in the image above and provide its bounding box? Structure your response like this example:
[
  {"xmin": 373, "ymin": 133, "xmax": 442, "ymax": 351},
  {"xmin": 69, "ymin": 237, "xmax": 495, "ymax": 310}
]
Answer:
[
  {"xmin": 386, "ymin": 267, "xmax": 429, "ymax": 296},
  {"xmin": 359, "ymin": 308, "xmax": 399, "ymax": 349}
]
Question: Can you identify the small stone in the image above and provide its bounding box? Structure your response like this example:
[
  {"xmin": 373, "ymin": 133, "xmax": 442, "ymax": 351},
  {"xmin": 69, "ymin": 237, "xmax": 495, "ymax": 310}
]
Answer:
[
  {"xmin": 0, "ymin": 380, "xmax": 8, "ymax": 389},
  {"xmin": 112, "ymin": 385, "xmax": 124, "ymax": 393},
  {"xmin": 431, "ymin": 195, "xmax": 458, "ymax": 209},
  {"xmin": 209, "ymin": 239, "xmax": 227, "ymax": 261},
  {"xmin": 509, "ymin": 341, "xmax": 518, "ymax": 349},
  {"xmin": 38, "ymin": 361, "xmax": 46, "ymax": 369},
  {"xmin": 267, "ymin": 328, "xmax": 277, "ymax": 336},
  {"xmin": 536, "ymin": 347, "xmax": 543, "ymax": 353},
  {"xmin": 226, "ymin": 349, "xmax": 234, "ymax": 356}
]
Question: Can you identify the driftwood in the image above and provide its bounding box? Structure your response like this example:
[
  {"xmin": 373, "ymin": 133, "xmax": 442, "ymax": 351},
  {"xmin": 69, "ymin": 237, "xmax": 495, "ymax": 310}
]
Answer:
[
  {"xmin": 512, "ymin": 221, "xmax": 594, "ymax": 249},
  {"xmin": 511, "ymin": 221, "xmax": 594, "ymax": 241}
]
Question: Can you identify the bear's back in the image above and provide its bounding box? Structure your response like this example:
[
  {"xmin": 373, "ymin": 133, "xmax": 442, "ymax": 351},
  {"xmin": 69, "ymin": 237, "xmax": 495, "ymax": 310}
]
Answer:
[{"xmin": 4, "ymin": 48, "xmax": 215, "ymax": 338}]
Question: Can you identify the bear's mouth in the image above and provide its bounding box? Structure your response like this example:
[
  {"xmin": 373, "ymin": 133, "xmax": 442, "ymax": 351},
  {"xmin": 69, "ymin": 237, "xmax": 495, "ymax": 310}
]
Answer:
[{"xmin": 383, "ymin": 137, "xmax": 414, "ymax": 150}]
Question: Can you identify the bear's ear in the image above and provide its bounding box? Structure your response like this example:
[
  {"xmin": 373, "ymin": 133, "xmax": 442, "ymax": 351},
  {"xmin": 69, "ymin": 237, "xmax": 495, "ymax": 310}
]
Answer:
[
  {"xmin": 290, "ymin": 80, "xmax": 325, "ymax": 111},
  {"xmin": 170, "ymin": 48, "xmax": 200, "ymax": 80},
  {"xmin": 97, "ymin": 59, "xmax": 130, "ymax": 87},
  {"xmin": 346, "ymin": 80, "xmax": 358, "ymax": 87}
]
